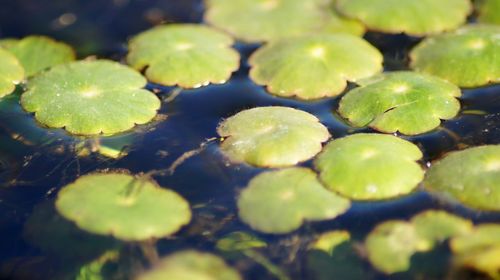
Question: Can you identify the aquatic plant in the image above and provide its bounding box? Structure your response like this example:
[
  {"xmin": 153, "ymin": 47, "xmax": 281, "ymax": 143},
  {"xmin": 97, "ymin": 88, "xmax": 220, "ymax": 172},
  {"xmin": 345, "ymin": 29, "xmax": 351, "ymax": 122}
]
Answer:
[
  {"xmin": 21, "ymin": 60, "xmax": 161, "ymax": 135},
  {"xmin": 477, "ymin": 0, "xmax": 500, "ymax": 24},
  {"xmin": 137, "ymin": 250, "xmax": 241, "ymax": 280},
  {"xmin": 321, "ymin": 10, "xmax": 365, "ymax": 36},
  {"xmin": 336, "ymin": 0, "xmax": 471, "ymax": 35},
  {"xmin": 249, "ymin": 34, "xmax": 383, "ymax": 99},
  {"xmin": 217, "ymin": 106, "xmax": 330, "ymax": 167},
  {"xmin": 315, "ymin": 133, "xmax": 424, "ymax": 200},
  {"xmin": 0, "ymin": 48, "xmax": 23, "ymax": 97},
  {"xmin": 410, "ymin": 24, "xmax": 500, "ymax": 87},
  {"xmin": 127, "ymin": 24, "xmax": 240, "ymax": 88},
  {"xmin": 237, "ymin": 168, "xmax": 350, "ymax": 234},
  {"xmin": 338, "ymin": 71, "xmax": 461, "ymax": 135},
  {"xmin": 424, "ymin": 145, "xmax": 500, "ymax": 211},
  {"xmin": 56, "ymin": 173, "xmax": 191, "ymax": 241},
  {"xmin": 0, "ymin": 36, "xmax": 75, "ymax": 77}
]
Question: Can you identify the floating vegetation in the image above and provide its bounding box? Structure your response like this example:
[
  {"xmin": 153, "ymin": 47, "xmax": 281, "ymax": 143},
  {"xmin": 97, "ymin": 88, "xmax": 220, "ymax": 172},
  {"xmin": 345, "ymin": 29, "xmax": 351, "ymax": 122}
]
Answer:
[
  {"xmin": 217, "ymin": 107, "xmax": 330, "ymax": 167},
  {"xmin": 249, "ymin": 34, "xmax": 383, "ymax": 99},
  {"xmin": 321, "ymin": 10, "xmax": 365, "ymax": 36},
  {"xmin": 0, "ymin": 48, "xmax": 24, "ymax": 97},
  {"xmin": 204, "ymin": 0, "xmax": 328, "ymax": 42},
  {"xmin": 315, "ymin": 133, "xmax": 423, "ymax": 200},
  {"xmin": 21, "ymin": 60, "xmax": 161, "ymax": 135},
  {"xmin": 56, "ymin": 173, "xmax": 191, "ymax": 241},
  {"xmin": 237, "ymin": 168, "xmax": 350, "ymax": 234},
  {"xmin": 137, "ymin": 250, "xmax": 241, "ymax": 280},
  {"xmin": 338, "ymin": 71, "xmax": 461, "ymax": 135},
  {"xmin": 336, "ymin": 0, "xmax": 471, "ymax": 36},
  {"xmin": 424, "ymin": 145, "xmax": 500, "ymax": 211},
  {"xmin": 0, "ymin": 36, "xmax": 75, "ymax": 77},
  {"xmin": 410, "ymin": 24, "xmax": 500, "ymax": 87},
  {"xmin": 127, "ymin": 24, "xmax": 240, "ymax": 88},
  {"xmin": 365, "ymin": 210, "xmax": 472, "ymax": 274},
  {"xmin": 477, "ymin": 0, "xmax": 500, "ymax": 25}
]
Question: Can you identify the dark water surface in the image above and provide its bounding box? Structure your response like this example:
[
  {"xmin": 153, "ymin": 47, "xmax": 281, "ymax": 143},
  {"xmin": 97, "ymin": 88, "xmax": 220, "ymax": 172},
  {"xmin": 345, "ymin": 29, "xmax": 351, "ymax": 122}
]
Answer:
[{"xmin": 0, "ymin": 1, "xmax": 499, "ymax": 279}]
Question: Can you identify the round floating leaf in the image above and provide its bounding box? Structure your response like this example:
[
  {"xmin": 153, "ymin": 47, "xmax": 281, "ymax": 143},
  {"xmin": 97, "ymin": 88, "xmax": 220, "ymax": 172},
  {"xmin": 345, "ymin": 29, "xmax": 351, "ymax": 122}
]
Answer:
[
  {"xmin": 127, "ymin": 24, "xmax": 240, "ymax": 88},
  {"xmin": 217, "ymin": 106, "xmax": 330, "ymax": 167},
  {"xmin": 410, "ymin": 25, "xmax": 500, "ymax": 87},
  {"xmin": 237, "ymin": 168, "xmax": 350, "ymax": 234},
  {"xmin": 478, "ymin": 0, "xmax": 500, "ymax": 25},
  {"xmin": 338, "ymin": 72, "xmax": 461, "ymax": 135},
  {"xmin": 204, "ymin": 0, "xmax": 328, "ymax": 42},
  {"xmin": 321, "ymin": 10, "xmax": 365, "ymax": 36},
  {"xmin": 336, "ymin": 0, "xmax": 471, "ymax": 36},
  {"xmin": 249, "ymin": 34, "xmax": 383, "ymax": 99},
  {"xmin": 309, "ymin": 230, "xmax": 351, "ymax": 256},
  {"xmin": 138, "ymin": 250, "xmax": 241, "ymax": 280},
  {"xmin": 424, "ymin": 145, "xmax": 500, "ymax": 211},
  {"xmin": 56, "ymin": 173, "xmax": 191, "ymax": 241},
  {"xmin": 1, "ymin": 36, "xmax": 75, "ymax": 77},
  {"xmin": 0, "ymin": 48, "xmax": 24, "ymax": 97},
  {"xmin": 315, "ymin": 133, "xmax": 423, "ymax": 200},
  {"xmin": 450, "ymin": 224, "xmax": 500, "ymax": 278},
  {"xmin": 21, "ymin": 60, "xmax": 161, "ymax": 136},
  {"xmin": 365, "ymin": 221, "xmax": 428, "ymax": 274}
]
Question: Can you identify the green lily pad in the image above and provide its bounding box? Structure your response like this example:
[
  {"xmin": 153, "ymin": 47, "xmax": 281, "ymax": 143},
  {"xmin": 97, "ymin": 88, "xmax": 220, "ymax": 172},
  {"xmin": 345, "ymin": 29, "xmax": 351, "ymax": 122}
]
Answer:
[
  {"xmin": 322, "ymin": 10, "xmax": 365, "ymax": 36},
  {"xmin": 21, "ymin": 60, "xmax": 161, "ymax": 136},
  {"xmin": 410, "ymin": 25, "xmax": 500, "ymax": 87},
  {"xmin": 338, "ymin": 72, "xmax": 461, "ymax": 135},
  {"xmin": 249, "ymin": 34, "xmax": 383, "ymax": 99},
  {"xmin": 450, "ymin": 224, "xmax": 500, "ymax": 279},
  {"xmin": 0, "ymin": 48, "xmax": 24, "ymax": 97},
  {"xmin": 127, "ymin": 24, "xmax": 240, "ymax": 88},
  {"xmin": 138, "ymin": 250, "xmax": 241, "ymax": 280},
  {"xmin": 366, "ymin": 221, "xmax": 428, "ymax": 274},
  {"xmin": 1, "ymin": 36, "xmax": 75, "ymax": 77},
  {"xmin": 237, "ymin": 168, "xmax": 350, "ymax": 234},
  {"xmin": 424, "ymin": 145, "xmax": 500, "ymax": 211},
  {"xmin": 56, "ymin": 173, "xmax": 191, "ymax": 241},
  {"xmin": 204, "ymin": 0, "xmax": 329, "ymax": 42},
  {"xmin": 309, "ymin": 230, "xmax": 351, "ymax": 256},
  {"xmin": 315, "ymin": 133, "xmax": 423, "ymax": 200},
  {"xmin": 217, "ymin": 106, "xmax": 330, "ymax": 167},
  {"xmin": 336, "ymin": 0, "xmax": 471, "ymax": 36},
  {"xmin": 478, "ymin": 0, "xmax": 500, "ymax": 25}
]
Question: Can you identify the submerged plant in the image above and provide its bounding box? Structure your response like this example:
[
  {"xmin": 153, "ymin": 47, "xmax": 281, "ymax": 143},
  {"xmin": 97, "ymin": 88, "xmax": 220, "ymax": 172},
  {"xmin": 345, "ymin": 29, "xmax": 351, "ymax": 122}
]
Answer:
[
  {"xmin": 315, "ymin": 133, "xmax": 423, "ymax": 200},
  {"xmin": 237, "ymin": 168, "xmax": 350, "ymax": 234},
  {"xmin": 338, "ymin": 71, "xmax": 461, "ymax": 135},
  {"xmin": 56, "ymin": 173, "xmax": 191, "ymax": 241},
  {"xmin": 410, "ymin": 24, "xmax": 500, "ymax": 87},
  {"xmin": 249, "ymin": 34, "xmax": 383, "ymax": 99},
  {"xmin": 336, "ymin": 0, "xmax": 471, "ymax": 36},
  {"xmin": 21, "ymin": 60, "xmax": 161, "ymax": 135},
  {"xmin": 217, "ymin": 106, "xmax": 330, "ymax": 167},
  {"xmin": 0, "ymin": 36, "xmax": 75, "ymax": 77},
  {"xmin": 137, "ymin": 250, "xmax": 241, "ymax": 280},
  {"xmin": 127, "ymin": 24, "xmax": 240, "ymax": 88},
  {"xmin": 424, "ymin": 145, "xmax": 500, "ymax": 211},
  {"xmin": 0, "ymin": 48, "xmax": 24, "ymax": 97}
]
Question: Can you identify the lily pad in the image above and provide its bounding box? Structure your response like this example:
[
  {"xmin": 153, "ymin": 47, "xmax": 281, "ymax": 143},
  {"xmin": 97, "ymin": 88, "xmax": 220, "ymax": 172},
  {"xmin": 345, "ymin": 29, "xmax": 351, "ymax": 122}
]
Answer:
[
  {"xmin": 55, "ymin": 173, "xmax": 191, "ymax": 241},
  {"xmin": 322, "ymin": 10, "xmax": 365, "ymax": 36},
  {"xmin": 410, "ymin": 25, "xmax": 500, "ymax": 87},
  {"xmin": 1, "ymin": 36, "xmax": 75, "ymax": 77},
  {"xmin": 138, "ymin": 250, "xmax": 241, "ymax": 280},
  {"xmin": 249, "ymin": 34, "xmax": 383, "ymax": 99},
  {"xmin": 21, "ymin": 60, "xmax": 161, "ymax": 136},
  {"xmin": 127, "ymin": 24, "xmax": 240, "ymax": 88},
  {"xmin": 478, "ymin": 0, "xmax": 500, "ymax": 25},
  {"xmin": 424, "ymin": 145, "xmax": 500, "ymax": 211},
  {"xmin": 450, "ymin": 224, "xmax": 500, "ymax": 278},
  {"xmin": 338, "ymin": 72, "xmax": 461, "ymax": 135},
  {"xmin": 0, "ymin": 48, "xmax": 24, "ymax": 97},
  {"xmin": 309, "ymin": 230, "xmax": 351, "ymax": 256},
  {"xmin": 237, "ymin": 168, "xmax": 350, "ymax": 234},
  {"xmin": 336, "ymin": 0, "xmax": 471, "ymax": 36},
  {"xmin": 204, "ymin": 0, "xmax": 328, "ymax": 42},
  {"xmin": 217, "ymin": 106, "xmax": 330, "ymax": 167},
  {"xmin": 315, "ymin": 133, "xmax": 423, "ymax": 200}
]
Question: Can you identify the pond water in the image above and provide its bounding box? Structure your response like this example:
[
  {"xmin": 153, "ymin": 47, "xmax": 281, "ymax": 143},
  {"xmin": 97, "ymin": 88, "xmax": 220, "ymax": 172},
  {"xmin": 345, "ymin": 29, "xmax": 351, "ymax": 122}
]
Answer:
[{"xmin": 0, "ymin": 1, "xmax": 499, "ymax": 279}]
